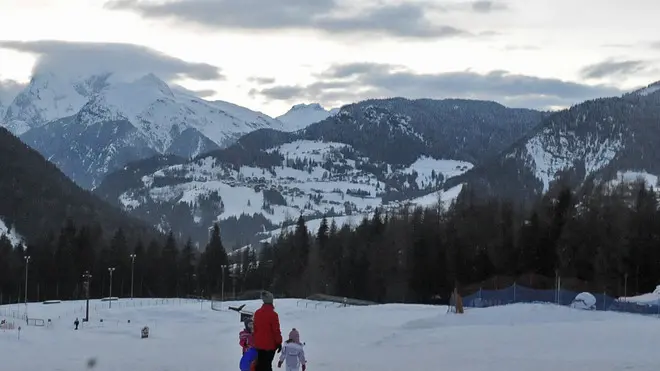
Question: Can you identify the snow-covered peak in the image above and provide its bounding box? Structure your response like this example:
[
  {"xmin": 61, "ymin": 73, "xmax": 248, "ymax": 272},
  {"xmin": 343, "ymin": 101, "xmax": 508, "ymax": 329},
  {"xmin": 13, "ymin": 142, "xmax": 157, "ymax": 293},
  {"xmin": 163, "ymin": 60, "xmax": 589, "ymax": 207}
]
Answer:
[
  {"xmin": 277, "ymin": 103, "xmax": 337, "ymax": 131},
  {"xmin": 78, "ymin": 74, "xmax": 285, "ymax": 152},
  {"xmin": 291, "ymin": 103, "xmax": 325, "ymax": 111},
  {"xmin": 134, "ymin": 73, "xmax": 175, "ymax": 98},
  {"xmin": 2, "ymin": 72, "xmax": 109, "ymax": 135}
]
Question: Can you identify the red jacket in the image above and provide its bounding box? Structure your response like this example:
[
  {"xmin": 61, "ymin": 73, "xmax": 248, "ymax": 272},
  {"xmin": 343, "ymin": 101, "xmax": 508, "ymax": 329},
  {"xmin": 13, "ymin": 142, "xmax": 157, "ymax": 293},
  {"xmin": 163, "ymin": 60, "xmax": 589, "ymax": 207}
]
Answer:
[{"xmin": 252, "ymin": 304, "xmax": 282, "ymax": 351}]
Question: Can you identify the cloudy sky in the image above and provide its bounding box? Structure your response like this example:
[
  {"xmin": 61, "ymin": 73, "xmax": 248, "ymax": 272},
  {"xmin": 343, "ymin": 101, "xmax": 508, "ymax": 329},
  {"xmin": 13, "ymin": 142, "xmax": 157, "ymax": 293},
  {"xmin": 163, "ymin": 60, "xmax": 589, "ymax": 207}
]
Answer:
[{"xmin": 0, "ymin": 0, "xmax": 659, "ymax": 117}]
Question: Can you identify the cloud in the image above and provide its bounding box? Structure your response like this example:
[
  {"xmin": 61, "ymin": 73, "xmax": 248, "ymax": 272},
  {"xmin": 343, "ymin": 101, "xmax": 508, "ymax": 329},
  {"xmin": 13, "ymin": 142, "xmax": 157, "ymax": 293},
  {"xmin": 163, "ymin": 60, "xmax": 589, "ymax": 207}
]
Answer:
[
  {"xmin": 105, "ymin": 0, "xmax": 481, "ymax": 39},
  {"xmin": 170, "ymin": 84, "xmax": 217, "ymax": 98},
  {"xmin": 471, "ymin": 1, "xmax": 508, "ymax": 13},
  {"xmin": 0, "ymin": 40, "xmax": 224, "ymax": 83},
  {"xmin": 250, "ymin": 62, "xmax": 625, "ymax": 110},
  {"xmin": 502, "ymin": 44, "xmax": 541, "ymax": 51},
  {"xmin": 0, "ymin": 79, "xmax": 26, "ymax": 105},
  {"xmin": 579, "ymin": 59, "xmax": 651, "ymax": 79},
  {"xmin": 248, "ymin": 76, "xmax": 276, "ymax": 85}
]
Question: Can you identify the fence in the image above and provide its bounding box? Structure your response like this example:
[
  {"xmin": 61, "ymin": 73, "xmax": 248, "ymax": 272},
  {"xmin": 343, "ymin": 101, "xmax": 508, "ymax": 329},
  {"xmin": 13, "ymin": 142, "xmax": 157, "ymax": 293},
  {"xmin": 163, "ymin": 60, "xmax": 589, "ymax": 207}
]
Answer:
[
  {"xmin": 0, "ymin": 298, "xmax": 207, "ymax": 326},
  {"xmin": 462, "ymin": 283, "xmax": 660, "ymax": 316}
]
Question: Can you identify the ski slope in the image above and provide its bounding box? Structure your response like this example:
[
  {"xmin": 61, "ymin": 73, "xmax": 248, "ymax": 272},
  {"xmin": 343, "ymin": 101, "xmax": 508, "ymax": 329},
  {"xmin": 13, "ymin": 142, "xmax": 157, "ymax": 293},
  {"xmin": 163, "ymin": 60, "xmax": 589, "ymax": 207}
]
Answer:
[{"xmin": 1, "ymin": 298, "xmax": 659, "ymax": 370}]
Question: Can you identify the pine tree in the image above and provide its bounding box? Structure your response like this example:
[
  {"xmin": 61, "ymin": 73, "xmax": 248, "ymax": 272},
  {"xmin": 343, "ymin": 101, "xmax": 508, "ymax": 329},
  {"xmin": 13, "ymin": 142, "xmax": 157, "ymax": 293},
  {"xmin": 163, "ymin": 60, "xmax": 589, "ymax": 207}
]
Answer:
[
  {"xmin": 133, "ymin": 239, "xmax": 146, "ymax": 297},
  {"xmin": 204, "ymin": 223, "xmax": 229, "ymax": 294},
  {"xmin": 161, "ymin": 231, "xmax": 179, "ymax": 297},
  {"xmin": 180, "ymin": 238, "xmax": 196, "ymax": 296}
]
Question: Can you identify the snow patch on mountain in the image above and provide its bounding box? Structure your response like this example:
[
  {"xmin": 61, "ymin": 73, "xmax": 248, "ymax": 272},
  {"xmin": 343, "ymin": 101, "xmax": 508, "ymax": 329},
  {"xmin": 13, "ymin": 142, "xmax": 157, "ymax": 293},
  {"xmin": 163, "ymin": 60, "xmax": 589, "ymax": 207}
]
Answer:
[
  {"xmin": 401, "ymin": 157, "xmax": 473, "ymax": 188},
  {"xmin": 266, "ymin": 140, "xmax": 349, "ymax": 160},
  {"xmin": 117, "ymin": 139, "xmax": 473, "ymax": 241},
  {"xmin": 408, "ymin": 183, "xmax": 465, "ymax": 208},
  {"xmin": 0, "ymin": 218, "xmax": 23, "ymax": 246},
  {"xmin": 232, "ymin": 183, "xmax": 465, "ymax": 255},
  {"xmin": 607, "ymin": 171, "xmax": 659, "ymax": 189},
  {"xmin": 276, "ymin": 103, "xmax": 336, "ymax": 131},
  {"xmin": 520, "ymin": 128, "xmax": 622, "ymax": 193}
]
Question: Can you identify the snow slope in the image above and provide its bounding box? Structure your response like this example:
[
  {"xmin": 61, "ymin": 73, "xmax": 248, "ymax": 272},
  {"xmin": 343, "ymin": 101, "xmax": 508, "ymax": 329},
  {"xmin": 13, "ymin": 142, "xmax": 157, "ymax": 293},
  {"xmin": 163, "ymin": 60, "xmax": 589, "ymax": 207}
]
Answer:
[
  {"xmin": 1, "ymin": 299, "xmax": 659, "ymax": 370},
  {"xmin": 607, "ymin": 171, "xmax": 659, "ymax": 189},
  {"xmin": 120, "ymin": 140, "xmax": 472, "ymax": 233},
  {"xmin": 620, "ymin": 285, "xmax": 660, "ymax": 305},
  {"xmin": 0, "ymin": 218, "xmax": 23, "ymax": 246},
  {"xmin": 276, "ymin": 103, "xmax": 336, "ymax": 131},
  {"xmin": 248, "ymin": 184, "xmax": 464, "ymax": 247}
]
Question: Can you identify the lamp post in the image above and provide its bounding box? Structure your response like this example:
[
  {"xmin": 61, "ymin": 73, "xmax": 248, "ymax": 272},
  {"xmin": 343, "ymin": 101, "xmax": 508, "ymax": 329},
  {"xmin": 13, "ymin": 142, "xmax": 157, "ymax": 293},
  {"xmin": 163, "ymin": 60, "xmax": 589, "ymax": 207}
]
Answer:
[
  {"xmin": 129, "ymin": 254, "xmax": 136, "ymax": 299},
  {"xmin": 108, "ymin": 267, "xmax": 115, "ymax": 308},
  {"xmin": 220, "ymin": 265, "xmax": 227, "ymax": 307},
  {"xmin": 23, "ymin": 255, "xmax": 30, "ymax": 305},
  {"xmin": 82, "ymin": 271, "xmax": 92, "ymax": 322},
  {"xmin": 231, "ymin": 273, "xmax": 237, "ymax": 300}
]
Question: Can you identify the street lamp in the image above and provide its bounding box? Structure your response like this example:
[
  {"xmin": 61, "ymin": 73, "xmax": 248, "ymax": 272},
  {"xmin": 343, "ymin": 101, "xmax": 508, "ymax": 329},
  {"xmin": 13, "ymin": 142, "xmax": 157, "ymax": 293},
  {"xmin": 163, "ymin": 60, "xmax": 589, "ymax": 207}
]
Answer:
[
  {"xmin": 82, "ymin": 271, "xmax": 92, "ymax": 322},
  {"xmin": 23, "ymin": 256, "xmax": 30, "ymax": 305},
  {"xmin": 230, "ymin": 273, "xmax": 237, "ymax": 300},
  {"xmin": 221, "ymin": 265, "xmax": 227, "ymax": 307},
  {"xmin": 108, "ymin": 267, "xmax": 115, "ymax": 308},
  {"xmin": 129, "ymin": 254, "xmax": 136, "ymax": 299}
]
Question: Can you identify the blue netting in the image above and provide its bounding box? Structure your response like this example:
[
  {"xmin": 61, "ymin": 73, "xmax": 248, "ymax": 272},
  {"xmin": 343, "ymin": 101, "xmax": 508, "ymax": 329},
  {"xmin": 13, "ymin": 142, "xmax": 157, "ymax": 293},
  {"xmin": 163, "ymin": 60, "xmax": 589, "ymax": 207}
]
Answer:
[{"xmin": 463, "ymin": 283, "xmax": 660, "ymax": 317}]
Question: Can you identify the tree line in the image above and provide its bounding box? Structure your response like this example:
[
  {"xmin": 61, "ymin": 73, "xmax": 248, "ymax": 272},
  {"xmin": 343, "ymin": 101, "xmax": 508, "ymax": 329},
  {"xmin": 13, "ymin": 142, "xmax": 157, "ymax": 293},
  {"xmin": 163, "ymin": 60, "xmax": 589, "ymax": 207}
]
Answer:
[
  {"xmin": 0, "ymin": 222, "xmax": 236, "ymax": 304},
  {"xmin": 258, "ymin": 178, "xmax": 660, "ymax": 303},
  {"xmin": 2, "ymin": 177, "xmax": 659, "ymax": 305}
]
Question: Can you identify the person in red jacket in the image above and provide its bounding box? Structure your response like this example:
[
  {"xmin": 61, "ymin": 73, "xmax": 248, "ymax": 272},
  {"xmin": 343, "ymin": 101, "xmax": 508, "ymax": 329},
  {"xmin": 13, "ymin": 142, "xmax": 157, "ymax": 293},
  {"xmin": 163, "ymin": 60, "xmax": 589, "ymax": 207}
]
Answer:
[{"xmin": 252, "ymin": 290, "xmax": 283, "ymax": 371}]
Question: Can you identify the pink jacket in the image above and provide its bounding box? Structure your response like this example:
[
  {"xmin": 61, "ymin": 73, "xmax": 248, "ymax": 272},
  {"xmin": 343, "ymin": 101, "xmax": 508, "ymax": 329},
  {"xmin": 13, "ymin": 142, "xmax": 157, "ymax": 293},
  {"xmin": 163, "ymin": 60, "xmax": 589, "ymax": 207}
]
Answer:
[{"xmin": 239, "ymin": 329, "xmax": 254, "ymax": 353}]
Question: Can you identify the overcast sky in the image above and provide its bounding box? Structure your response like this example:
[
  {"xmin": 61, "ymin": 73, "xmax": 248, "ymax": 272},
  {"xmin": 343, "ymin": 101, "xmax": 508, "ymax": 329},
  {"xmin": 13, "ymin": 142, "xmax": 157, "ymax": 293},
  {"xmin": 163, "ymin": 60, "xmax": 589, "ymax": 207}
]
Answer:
[{"xmin": 1, "ymin": 0, "xmax": 659, "ymax": 116}]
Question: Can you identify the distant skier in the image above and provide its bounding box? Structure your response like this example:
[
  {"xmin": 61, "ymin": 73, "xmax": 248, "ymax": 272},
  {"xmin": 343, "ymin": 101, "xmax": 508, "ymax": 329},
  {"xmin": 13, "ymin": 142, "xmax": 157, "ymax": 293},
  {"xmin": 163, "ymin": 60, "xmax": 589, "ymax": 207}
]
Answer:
[
  {"xmin": 240, "ymin": 317, "xmax": 255, "ymax": 354},
  {"xmin": 74, "ymin": 318, "xmax": 80, "ymax": 330},
  {"xmin": 277, "ymin": 328, "xmax": 306, "ymax": 371},
  {"xmin": 253, "ymin": 290, "xmax": 283, "ymax": 371}
]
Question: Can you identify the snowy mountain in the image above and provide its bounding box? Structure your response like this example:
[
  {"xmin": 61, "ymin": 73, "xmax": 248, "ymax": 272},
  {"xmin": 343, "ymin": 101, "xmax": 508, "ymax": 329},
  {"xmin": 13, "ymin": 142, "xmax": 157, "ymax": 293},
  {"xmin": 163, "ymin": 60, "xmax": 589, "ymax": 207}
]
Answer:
[
  {"xmin": 276, "ymin": 103, "xmax": 337, "ymax": 131},
  {"xmin": 2, "ymin": 72, "xmax": 287, "ymax": 189},
  {"xmin": 95, "ymin": 97, "xmax": 544, "ymax": 247},
  {"xmin": 2, "ymin": 72, "xmax": 109, "ymax": 135},
  {"xmin": 448, "ymin": 80, "xmax": 660, "ymax": 203}
]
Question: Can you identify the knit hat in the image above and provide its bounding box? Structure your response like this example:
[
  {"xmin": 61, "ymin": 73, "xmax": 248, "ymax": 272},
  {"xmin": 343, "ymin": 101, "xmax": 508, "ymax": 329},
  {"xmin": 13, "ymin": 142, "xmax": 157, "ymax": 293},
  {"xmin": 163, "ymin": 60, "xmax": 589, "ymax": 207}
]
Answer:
[
  {"xmin": 261, "ymin": 290, "xmax": 274, "ymax": 304},
  {"xmin": 243, "ymin": 317, "xmax": 253, "ymax": 329},
  {"xmin": 288, "ymin": 328, "xmax": 300, "ymax": 343}
]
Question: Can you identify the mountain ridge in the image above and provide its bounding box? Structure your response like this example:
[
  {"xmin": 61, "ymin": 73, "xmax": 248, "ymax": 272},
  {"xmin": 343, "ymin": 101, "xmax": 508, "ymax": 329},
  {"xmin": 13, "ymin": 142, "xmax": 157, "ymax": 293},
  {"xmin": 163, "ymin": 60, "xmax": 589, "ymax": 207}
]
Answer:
[
  {"xmin": 0, "ymin": 125, "xmax": 160, "ymax": 245},
  {"xmin": 276, "ymin": 102, "xmax": 337, "ymax": 131},
  {"xmin": 1, "ymin": 72, "xmax": 293, "ymax": 188},
  {"xmin": 95, "ymin": 96, "xmax": 545, "ymax": 247},
  {"xmin": 446, "ymin": 83, "xmax": 660, "ymax": 203}
]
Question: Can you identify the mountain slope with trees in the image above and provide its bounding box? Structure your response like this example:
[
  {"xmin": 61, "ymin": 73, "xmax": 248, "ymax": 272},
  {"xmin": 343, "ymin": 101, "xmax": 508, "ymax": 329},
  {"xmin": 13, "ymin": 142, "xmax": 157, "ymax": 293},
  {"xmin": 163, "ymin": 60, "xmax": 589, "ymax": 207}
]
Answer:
[
  {"xmin": 95, "ymin": 97, "xmax": 544, "ymax": 248},
  {"xmin": 447, "ymin": 82, "xmax": 660, "ymax": 204},
  {"xmin": 256, "ymin": 179, "xmax": 660, "ymax": 302},
  {"xmin": 0, "ymin": 126, "xmax": 160, "ymax": 246}
]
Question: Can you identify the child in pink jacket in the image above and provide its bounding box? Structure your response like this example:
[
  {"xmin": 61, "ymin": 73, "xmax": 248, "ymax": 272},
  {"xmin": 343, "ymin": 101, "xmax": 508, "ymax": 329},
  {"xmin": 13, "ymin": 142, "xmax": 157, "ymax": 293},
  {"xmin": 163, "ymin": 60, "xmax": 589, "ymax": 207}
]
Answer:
[
  {"xmin": 277, "ymin": 328, "xmax": 307, "ymax": 371},
  {"xmin": 239, "ymin": 318, "xmax": 254, "ymax": 355}
]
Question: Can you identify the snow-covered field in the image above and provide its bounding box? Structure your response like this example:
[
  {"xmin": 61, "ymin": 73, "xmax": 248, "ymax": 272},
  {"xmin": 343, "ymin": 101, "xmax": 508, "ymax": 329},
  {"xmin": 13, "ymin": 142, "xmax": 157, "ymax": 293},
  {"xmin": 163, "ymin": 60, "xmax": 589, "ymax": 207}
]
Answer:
[{"xmin": 2, "ymin": 298, "xmax": 659, "ymax": 370}]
